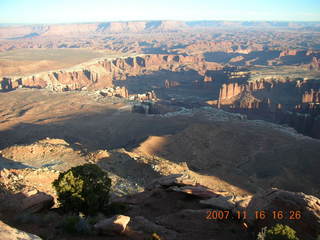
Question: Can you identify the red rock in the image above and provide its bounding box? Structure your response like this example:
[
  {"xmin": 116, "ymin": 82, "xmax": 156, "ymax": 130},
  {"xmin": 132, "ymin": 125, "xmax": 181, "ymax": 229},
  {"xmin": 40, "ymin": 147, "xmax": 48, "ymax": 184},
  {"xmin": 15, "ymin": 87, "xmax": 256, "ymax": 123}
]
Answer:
[
  {"xmin": 302, "ymin": 89, "xmax": 320, "ymax": 103},
  {"xmin": 2, "ymin": 54, "xmax": 222, "ymax": 92},
  {"xmin": 279, "ymin": 49, "xmax": 299, "ymax": 57},
  {"xmin": 21, "ymin": 192, "xmax": 54, "ymax": 213},
  {"xmin": 94, "ymin": 215, "xmax": 130, "ymax": 235}
]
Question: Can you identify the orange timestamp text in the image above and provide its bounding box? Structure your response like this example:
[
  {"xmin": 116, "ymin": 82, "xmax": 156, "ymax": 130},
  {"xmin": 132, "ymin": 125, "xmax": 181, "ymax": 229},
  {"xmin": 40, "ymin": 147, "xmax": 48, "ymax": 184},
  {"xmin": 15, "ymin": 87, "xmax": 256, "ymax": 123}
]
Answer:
[{"xmin": 206, "ymin": 210, "xmax": 302, "ymax": 220}]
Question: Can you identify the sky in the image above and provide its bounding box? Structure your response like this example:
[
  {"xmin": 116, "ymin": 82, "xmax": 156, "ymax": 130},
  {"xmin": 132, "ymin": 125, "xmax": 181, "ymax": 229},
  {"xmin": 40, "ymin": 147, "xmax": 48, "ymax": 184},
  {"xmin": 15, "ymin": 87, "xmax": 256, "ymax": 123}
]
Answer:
[{"xmin": 0, "ymin": 0, "xmax": 319, "ymax": 24}]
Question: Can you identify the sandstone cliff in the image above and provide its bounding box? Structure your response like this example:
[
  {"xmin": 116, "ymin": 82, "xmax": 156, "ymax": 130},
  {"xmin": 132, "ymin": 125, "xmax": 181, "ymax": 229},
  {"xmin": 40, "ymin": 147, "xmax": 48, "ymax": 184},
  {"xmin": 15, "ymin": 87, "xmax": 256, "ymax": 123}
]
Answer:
[
  {"xmin": 302, "ymin": 89, "xmax": 320, "ymax": 103},
  {"xmin": 0, "ymin": 54, "xmax": 222, "ymax": 91}
]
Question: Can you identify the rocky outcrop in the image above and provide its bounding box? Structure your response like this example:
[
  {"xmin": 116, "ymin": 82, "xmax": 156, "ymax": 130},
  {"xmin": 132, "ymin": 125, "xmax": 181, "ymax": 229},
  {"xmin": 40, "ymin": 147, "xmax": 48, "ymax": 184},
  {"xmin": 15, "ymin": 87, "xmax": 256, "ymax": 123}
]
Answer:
[
  {"xmin": 164, "ymin": 79, "xmax": 180, "ymax": 88},
  {"xmin": 218, "ymin": 80, "xmax": 276, "ymax": 101},
  {"xmin": 129, "ymin": 216, "xmax": 178, "ymax": 240},
  {"xmin": 21, "ymin": 191, "xmax": 54, "ymax": 214},
  {"xmin": 0, "ymin": 220, "xmax": 42, "ymax": 240},
  {"xmin": 100, "ymin": 86, "xmax": 129, "ymax": 98},
  {"xmin": 214, "ymin": 77, "xmax": 320, "ymax": 138},
  {"xmin": 1, "ymin": 54, "xmax": 222, "ymax": 91},
  {"xmin": 203, "ymin": 74, "xmax": 214, "ymax": 82},
  {"xmin": 246, "ymin": 188, "xmax": 320, "ymax": 240},
  {"xmin": 94, "ymin": 215, "xmax": 130, "ymax": 235},
  {"xmin": 279, "ymin": 49, "xmax": 299, "ymax": 57},
  {"xmin": 118, "ymin": 174, "xmax": 320, "ymax": 240},
  {"xmin": 219, "ymin": 82, "xmax": 245, "ymax": 100},
  {"xmin": 302, "ymin": 89, "xmax": 320, "ymax": 103}
]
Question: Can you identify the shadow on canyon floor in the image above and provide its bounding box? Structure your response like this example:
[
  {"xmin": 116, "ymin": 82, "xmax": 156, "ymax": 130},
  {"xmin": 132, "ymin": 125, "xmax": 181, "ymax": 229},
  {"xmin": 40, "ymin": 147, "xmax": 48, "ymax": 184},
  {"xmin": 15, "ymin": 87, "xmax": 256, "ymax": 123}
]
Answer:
[
  {"xmin": 0, "ymin": 156, "xmax": 32, "ymax": 170},
  {"xmin": 0, "ymin": 109, "xmax": 188, "ymax": 151},
  {"xmin": 1, "ymin": 109, "xmax": 320, "ymax": 197},
  {"xmin": 0, "ymin": 109, "xmax": 256, "ymax": 195}
]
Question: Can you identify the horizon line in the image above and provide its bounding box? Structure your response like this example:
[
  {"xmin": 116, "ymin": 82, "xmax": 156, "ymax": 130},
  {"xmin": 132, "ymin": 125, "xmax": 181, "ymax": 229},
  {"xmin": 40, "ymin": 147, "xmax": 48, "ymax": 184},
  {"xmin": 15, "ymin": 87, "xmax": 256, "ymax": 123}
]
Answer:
[{"xmin": 1, "ymin": 19, "xmax": 320, "ymax": 26}]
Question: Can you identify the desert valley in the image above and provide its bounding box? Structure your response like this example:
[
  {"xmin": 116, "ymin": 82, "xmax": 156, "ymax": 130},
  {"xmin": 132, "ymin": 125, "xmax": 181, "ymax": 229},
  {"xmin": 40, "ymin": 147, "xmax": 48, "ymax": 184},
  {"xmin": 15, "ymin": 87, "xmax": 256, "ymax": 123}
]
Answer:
[{"xmin": 0, "ymin": 19, "xmax": 320, "ymax": 240}]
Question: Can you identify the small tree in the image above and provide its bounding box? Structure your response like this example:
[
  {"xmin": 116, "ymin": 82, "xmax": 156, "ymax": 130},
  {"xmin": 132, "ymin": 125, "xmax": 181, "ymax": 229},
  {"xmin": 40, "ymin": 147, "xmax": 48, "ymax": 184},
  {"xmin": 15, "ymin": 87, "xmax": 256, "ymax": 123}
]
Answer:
[
  {"xmin": 52, "ymin": 164, "xmax": 111, "ymax": 215},
  {"xmin": 257, "ymin": 224, "xmax": 300, "ymax": 240}
]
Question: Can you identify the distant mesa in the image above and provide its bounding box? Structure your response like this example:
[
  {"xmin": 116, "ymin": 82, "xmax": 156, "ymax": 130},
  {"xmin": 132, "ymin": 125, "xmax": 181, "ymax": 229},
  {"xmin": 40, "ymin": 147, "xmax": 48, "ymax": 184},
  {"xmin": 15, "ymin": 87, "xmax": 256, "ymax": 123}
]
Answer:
[{"xmin": 0, "ymin": 20, "xmax": 320, "ymax": 39}]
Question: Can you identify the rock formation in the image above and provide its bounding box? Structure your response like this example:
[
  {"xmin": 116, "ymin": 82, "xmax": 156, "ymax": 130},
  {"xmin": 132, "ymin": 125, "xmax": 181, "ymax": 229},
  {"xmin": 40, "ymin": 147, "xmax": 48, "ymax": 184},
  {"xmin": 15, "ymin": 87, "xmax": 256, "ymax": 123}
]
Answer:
[
  {"xmin": 212, "ymin": 76, "xmax": 320, "ymax": 138},
  {"xmin": 94, "ymin": 215, "xmax": 131, "ymax": 235},
  {"xmin": 164, "ymin": 79, "xmax": 180, "ymax": 88},
  {"xmin": 100, "ymin": 86, "xmax": 129, "ymax": 98},
  {"xmin": 0, "ymin": 54, "xmax": 222, "ymax": 91},
  {"xmin": 302, "ymin": 89, "xmax": 320, "ymax": 103},
  {"xmin": 0, "ymin": 220, "xmax": 42, "ymax": 240},
  {"xmin": 219, "ymin": 82, "xmax": 245, "ymax": 100},
  {"xmin": 247, "ymin": 188, "xmax": 320, "ymax": 240},
  {"xmin": 279, "ymin": 49, "xmax": 299, "ymax": 57}
]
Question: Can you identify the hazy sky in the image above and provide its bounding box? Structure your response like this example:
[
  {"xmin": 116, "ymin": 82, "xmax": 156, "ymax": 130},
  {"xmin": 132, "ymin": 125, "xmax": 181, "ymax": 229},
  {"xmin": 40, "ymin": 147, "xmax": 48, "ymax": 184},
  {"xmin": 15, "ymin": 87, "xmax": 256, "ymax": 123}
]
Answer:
[{"xmin": 0, "ymin": 0, "xmax": 319, "ymax": 24}]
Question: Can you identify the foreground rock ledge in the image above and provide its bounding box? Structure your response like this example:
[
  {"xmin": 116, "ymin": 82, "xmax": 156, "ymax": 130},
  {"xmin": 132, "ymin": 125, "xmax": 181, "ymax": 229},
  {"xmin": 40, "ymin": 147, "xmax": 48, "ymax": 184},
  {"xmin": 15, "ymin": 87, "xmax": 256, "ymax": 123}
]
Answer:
[
  {"xmin": 0, "ymin": 220, "xmax": 42, "ymax": 240},
  {"xmin": 246, "ymin": 188, "xmax": 320, "ymax": 240}
]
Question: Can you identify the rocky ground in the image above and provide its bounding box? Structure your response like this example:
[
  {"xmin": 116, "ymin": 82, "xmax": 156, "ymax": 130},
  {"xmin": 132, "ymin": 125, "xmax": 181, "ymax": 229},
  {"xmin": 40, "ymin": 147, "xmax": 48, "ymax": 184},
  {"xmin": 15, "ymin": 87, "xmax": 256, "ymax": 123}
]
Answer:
[
  {"xmin": 0, "ymin": 89, "xmax": 320, "ymax": 239},
  {"xmin": 0, "ymin": 171, "xmax": 319, "ymax": 240}
]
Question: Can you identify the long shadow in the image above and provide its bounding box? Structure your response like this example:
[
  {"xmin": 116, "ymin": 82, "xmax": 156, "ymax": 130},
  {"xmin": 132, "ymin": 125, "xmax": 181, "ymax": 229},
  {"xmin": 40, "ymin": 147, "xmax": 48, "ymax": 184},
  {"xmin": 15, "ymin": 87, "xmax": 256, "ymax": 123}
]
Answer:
[
  {"xmin": 0, "ymin": 106, "xmax": 316, "ymax": 198},
  {"xmin": 0, "ymin": 109, "xmax": 189, "ymax": 151},
  {"xmin": 114, "ymin": 68, "xmax": 250, "ymax": 105},
  {"xmin": 0, "ymin": 156, "xmax": 32, "ymax": 170},
  {"xmin": 96, "ymin": 151, "xmax": 162, "ymax": 188},
  {"xmin": 204, "ymin": 50, "xmax": 282, "ymax": 66},
  {"xmin": 1, "ymin": 93, "xmax": 318, "ymax": 197},
  {"xmin": 114, "ymin": 69, "xmax": 204, "ymax": 94}
]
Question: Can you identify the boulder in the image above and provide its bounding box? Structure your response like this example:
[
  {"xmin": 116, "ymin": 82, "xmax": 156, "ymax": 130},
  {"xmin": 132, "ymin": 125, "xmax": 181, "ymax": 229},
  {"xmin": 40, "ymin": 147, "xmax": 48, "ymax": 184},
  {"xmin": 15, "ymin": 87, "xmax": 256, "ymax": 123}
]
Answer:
[
  {"xmin": 233, "ymin": 195, "xmax": 252, "ymax": 212},
  {"xmin": 200, "ymin": 195, "xmax": 236, "ymax": 210},
  {"xmin": 94, "ymin": 215, "xmax": 130, "ymax": 235},
  {"xmin": 0, "ymin": 220, "xmax": 42, "ymax": 240},
  {"xmin": 21, "ymin": 192, "xmax": 54, "ymax": 213},
  {"xmin": 246, "ymin": 188, "xmax": 320, "ymax": 240}
]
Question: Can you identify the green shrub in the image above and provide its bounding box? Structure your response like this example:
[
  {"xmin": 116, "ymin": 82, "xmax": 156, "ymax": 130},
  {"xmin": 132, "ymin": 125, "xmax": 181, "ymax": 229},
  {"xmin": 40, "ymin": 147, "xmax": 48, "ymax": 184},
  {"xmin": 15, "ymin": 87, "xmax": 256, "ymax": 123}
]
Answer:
[
  {"xmin": 52, "ymin": 164, "xmax": 111, "ymax": 215},
  {"xmin": 257, "ymin": 224, "xmax": 299, "ymax": 240}
]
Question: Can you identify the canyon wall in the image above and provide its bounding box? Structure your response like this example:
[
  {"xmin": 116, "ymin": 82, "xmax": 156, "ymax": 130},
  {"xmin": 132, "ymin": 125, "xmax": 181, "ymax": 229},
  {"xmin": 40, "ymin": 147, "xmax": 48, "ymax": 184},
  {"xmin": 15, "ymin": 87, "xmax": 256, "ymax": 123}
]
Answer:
[
  {"xmin": 218, "ymin": 80, "xmax": 275, "ymax": 101},
  {"xmin": 215, "ymin": 78, "xmax": 320, "ymax": 138},
  {"xmin": 302, "ymin": 89, "xmax": 320, "ymax": 103},
  {"xmin": 0, "ymin": 54, "xmax": 222, "ymax": 91}
]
